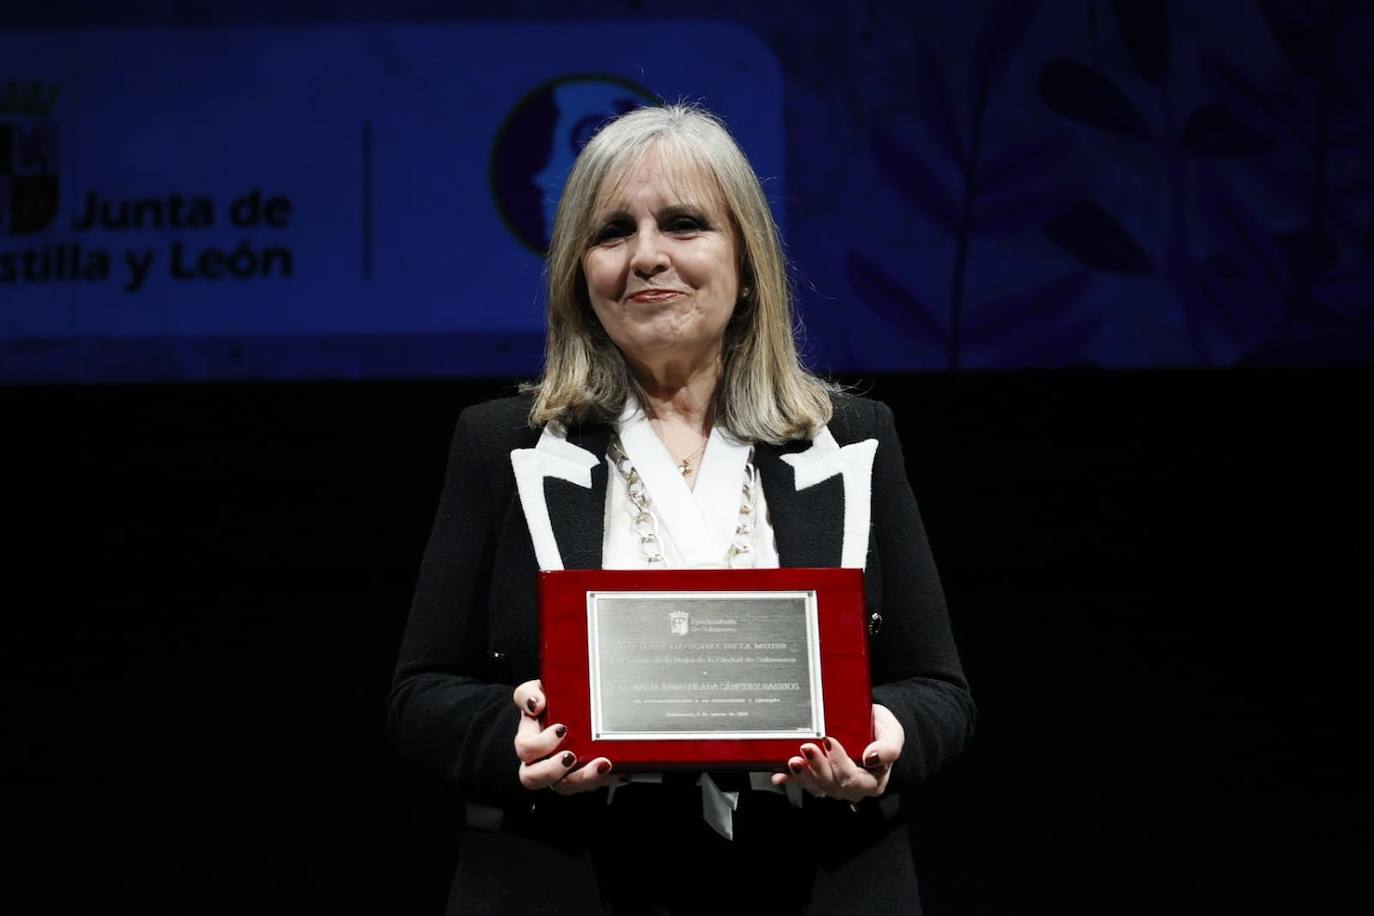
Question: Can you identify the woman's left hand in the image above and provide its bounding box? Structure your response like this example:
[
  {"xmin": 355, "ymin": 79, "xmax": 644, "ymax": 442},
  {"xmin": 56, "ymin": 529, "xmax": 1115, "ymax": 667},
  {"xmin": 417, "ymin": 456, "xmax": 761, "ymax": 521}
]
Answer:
[{"xmin": 770, "ymin": 703, "xmax": 905, "ymax": 802}]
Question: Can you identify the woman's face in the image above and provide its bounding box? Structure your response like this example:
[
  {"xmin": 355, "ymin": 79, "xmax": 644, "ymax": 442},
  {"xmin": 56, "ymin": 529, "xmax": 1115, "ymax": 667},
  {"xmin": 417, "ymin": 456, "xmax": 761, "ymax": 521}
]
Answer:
[{"xmin": 581, "ymin": 147, "xmax": 739, "ymax": 376}]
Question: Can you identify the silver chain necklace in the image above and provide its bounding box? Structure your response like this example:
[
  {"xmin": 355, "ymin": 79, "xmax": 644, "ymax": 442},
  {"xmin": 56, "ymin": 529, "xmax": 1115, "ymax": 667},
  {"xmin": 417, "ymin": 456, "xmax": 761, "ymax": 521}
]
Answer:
[{"xmin": 608, "ymin": 435, "xmax": 759, "ymax": 568}]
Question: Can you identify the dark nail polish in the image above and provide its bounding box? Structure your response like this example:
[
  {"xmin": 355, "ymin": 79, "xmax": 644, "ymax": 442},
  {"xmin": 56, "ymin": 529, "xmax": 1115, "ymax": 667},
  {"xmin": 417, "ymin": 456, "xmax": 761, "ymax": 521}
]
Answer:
[
  {"xmin": 561, "ymin": 752, "xmax": 575, "ymax": 767},
  {"xmin": 788, "ymin": 761, "xmax": 803, "ymax": 774},
  {"xmin": 864, "ymin": 751, "xmax": 881, "ymax": 768},
  {"xmin": 823, "ymin": 737, "xmax": 833, "ymax": 752},
  {"xmin": 554, "ymin": 724, "xmax": 566, "ymax": 738},
  {"xmin": 596, "ymin": 760, "xmax": 612, "ymax": 775},
  {"xmin": 802, "ymin": 746, "xmax": 816, "ymax": 760},
  {"xmin": 526, "ymin": 697, "xmax": 538, "ymax": 712}
]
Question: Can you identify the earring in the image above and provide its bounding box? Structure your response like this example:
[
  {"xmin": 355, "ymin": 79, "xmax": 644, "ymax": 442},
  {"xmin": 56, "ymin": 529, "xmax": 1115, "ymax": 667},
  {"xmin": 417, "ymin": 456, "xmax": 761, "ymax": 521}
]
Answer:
[{"xmin": 740, "ymin": 285, "xmax": 753, "ymax": 300}]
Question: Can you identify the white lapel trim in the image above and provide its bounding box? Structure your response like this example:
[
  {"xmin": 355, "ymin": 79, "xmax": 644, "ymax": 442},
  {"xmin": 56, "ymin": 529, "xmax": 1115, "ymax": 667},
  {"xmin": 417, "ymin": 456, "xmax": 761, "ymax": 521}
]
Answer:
[
  {"xmin": 510, "ymin": 424, "xmax": 601, "ymax": 571},
  {"xmin": 780, "ymin": 427, "xmax": 878, "ymax": 569}
]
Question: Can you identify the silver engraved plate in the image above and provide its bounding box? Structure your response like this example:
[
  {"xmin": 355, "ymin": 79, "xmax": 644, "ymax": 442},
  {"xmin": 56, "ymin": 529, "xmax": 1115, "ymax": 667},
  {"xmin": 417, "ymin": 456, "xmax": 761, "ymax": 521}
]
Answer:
[{"xmin": 586, "ymin": 590, "xmax": 825, "ymax": 740}]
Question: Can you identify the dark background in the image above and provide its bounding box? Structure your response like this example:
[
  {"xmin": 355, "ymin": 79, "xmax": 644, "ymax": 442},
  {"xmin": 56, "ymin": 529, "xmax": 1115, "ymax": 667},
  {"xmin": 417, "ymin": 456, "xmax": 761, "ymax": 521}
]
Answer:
[
  {"xmin": 7, "ymin": 370, "xmax": 1368, "ymax": 913},
  {"xmin": 5, "ymin": 1, "xmax": 1372, "ymax": 913}
]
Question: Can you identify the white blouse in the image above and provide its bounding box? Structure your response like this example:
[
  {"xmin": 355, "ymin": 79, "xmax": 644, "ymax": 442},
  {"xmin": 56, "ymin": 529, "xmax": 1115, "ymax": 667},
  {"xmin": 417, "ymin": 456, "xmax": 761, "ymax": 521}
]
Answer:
[
  {"xmin": 602, "ymin": 398, "xmax": 779, "ymax": 570},
  {"xmin": 601, "ymin": 399, "xmax": 799, "ymax": 839}
]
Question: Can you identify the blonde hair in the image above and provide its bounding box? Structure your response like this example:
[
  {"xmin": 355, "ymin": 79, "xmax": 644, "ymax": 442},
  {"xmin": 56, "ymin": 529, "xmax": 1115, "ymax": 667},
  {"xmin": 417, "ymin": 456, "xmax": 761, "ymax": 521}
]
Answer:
[{"xmin": 526, "ymin": 103, "xmax": 834, "ymax": 444}]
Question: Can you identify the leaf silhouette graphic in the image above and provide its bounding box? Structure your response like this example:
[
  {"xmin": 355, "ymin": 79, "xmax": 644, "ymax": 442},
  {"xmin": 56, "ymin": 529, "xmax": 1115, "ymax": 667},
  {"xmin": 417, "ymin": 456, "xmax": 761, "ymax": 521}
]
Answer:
[
  {"xmin": 1167, "ymin": 255, "xmax": 1228, "ymax": 361},
  {"xmin": 978, "ymin": 132, "xmax": 1076, "ymax": 199},
  {"xmin": 1330, "ymin": 109, "xmax": 1371, "ymax": 150},
  {"xmin": 1196, "ymin": 162, "xmax": 1286, "ymax": 303},
  {"xmin": 1277, "ymin": 228, "xmax": 1340, "ymax": 285},
  {"xmin": 965, "ymin": 271, "xmax": 1093, "ymax": 343},
  {"xmin": 1172, "ymin": 248, "xmax": 1275, "ymax": 346},
  {"xmin": 981, "ymin": 317, "xmax": 1100, "ymax": 369},
  {"xmin": 915, "ymin": 40, "xmax": 968, "ymax": 169},
  {"xmin": 1112, "ymin": 0, "xmax": 1169, "ymax": 86},
  {"xmin": 1312, "ymin": 263, "xmax": 1374, "ymax": 317},
  {"xmin": 1327, "ymin": 201, "xmax": 1371, "ymax": 251},
  {"xmin": 847, "ymin": 250, "xmax": 947, "ymax": 347},
  {"xmin": 869, "ymin": 125, "xmax": 960, "ymax": 231},
  {"xmin": 1045, "ymin": 199, "xmax": 1155, "ymax": 274},
  {"xmin": 1200, "ymin": 51, "xmax": 1306, "ymax": 149},
  {"xmin": 1183, "ymin": 104, "xmax": 1274, "ymax": 157},
  {"xmin": 972, "ymin": 0, "xmax": 1041, "ymax": 90},
  {"xmin": 1242, "ymin": 151, "xmax": 1317, "ymax": 215},
  {"xmin": 1041, "ymin": 59, "xmax": 1153, "ymax": 140},
  {"xmin": 1258, "ymin": 0, "xmax": 1324, "ymax": 79},
  {"xmin": 974, "ymin": 183, "xmax": 1077, "ymax": 236}
]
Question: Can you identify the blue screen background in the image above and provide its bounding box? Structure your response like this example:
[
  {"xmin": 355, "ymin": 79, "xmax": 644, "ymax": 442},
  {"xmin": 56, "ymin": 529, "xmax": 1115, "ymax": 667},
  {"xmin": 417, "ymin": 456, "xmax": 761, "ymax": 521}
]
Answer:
[{"xmin": 2, "ymin": 1, "xmax": 1371, "ymax": 381}]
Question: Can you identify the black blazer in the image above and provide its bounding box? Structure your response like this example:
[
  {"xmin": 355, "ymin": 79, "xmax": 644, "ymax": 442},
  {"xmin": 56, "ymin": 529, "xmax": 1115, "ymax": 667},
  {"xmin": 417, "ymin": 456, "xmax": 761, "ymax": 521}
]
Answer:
[{"xmin": 391, "ymin": 393, "xmax": 973, "ymax": 813}]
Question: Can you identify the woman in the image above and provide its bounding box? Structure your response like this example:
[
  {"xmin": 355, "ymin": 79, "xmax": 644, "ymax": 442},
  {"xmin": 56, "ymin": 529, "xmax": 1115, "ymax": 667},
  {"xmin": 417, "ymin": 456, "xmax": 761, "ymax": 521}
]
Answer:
[{"xmin": 391, "ymin": 104, "xmax": 973, "ymax": 914}]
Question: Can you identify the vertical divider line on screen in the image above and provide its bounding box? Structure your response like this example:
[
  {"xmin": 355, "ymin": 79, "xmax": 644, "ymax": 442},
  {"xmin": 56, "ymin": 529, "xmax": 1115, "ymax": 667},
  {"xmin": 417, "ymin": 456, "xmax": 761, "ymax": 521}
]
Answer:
[{"xmin": 362, "ymin": 120, "xmax": 374, "ymax": 281}]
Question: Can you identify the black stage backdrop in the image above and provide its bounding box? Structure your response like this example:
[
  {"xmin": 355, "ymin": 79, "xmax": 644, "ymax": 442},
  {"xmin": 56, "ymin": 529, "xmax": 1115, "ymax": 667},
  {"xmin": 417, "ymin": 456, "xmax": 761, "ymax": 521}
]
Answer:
[{"xmin": 5, "ymin": 369, "xmax": 1367, "ymax": 914}]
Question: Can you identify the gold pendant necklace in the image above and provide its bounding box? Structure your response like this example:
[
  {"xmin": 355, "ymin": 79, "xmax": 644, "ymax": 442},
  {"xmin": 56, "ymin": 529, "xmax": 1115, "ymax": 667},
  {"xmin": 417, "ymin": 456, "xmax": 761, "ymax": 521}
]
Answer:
[
  {"xmin": 673, "ymin": 442, "xmax": 707, "ymax": 476},
  {"xmin": 647, "ymin": 416, "xmax": 707, "ymax": 476}
]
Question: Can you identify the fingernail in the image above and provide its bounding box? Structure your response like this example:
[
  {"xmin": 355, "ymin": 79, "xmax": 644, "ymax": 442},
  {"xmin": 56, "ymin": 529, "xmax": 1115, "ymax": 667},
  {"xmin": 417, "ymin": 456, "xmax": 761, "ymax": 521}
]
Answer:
[
  {"xmin": 526, "ymin": 696, "xmax": 538, "ymax": 712},
  {"xmin": 822, "ymin": 737, "xmax": 833, "ymax": 753},
  {"xmin": 554, "ymin": 724, "xmax": 566, "ymax": 738},
  {"xmin": 802, "ymin": 746, "xmax": 816, "ymax": 760},
  {"xmin": 788, "ymin": 761, "xmax": 803, "ymax": 774},
  {"xmin": 864, "ymin": 751, "xmax": 881, "ymax": 768},
  {"xmin": 561, "ymin": 752, "xmax": 575, "ymax": 767},
  {"xmin": 596, "ymin": 760, "xmax": 612, "ymax": 775}
]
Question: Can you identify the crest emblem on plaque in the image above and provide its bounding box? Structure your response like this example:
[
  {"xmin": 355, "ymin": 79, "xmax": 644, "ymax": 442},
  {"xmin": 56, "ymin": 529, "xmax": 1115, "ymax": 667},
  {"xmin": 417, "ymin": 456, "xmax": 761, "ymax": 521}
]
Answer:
[
  {"xmin": 669, "ymin": 609, "xmax": 690, "ymax": 637},
  {"xmin": 0, "ymin": 80, "xmax": 60, "ymax": 236}
]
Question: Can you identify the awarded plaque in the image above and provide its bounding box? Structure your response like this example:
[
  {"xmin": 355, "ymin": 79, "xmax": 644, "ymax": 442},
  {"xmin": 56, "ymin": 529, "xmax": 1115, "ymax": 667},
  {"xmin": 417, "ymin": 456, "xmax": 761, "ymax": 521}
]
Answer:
[{"xmin": 540, "ymin": 568, "xmax": 872, "ymax": 770}]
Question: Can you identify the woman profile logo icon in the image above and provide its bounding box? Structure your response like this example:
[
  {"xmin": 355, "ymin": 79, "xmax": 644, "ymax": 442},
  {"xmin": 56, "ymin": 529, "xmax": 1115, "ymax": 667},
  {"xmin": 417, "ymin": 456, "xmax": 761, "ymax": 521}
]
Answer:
[{"xmin": 489, "ymin": 75, "xmax": 656, "ymax": 253}]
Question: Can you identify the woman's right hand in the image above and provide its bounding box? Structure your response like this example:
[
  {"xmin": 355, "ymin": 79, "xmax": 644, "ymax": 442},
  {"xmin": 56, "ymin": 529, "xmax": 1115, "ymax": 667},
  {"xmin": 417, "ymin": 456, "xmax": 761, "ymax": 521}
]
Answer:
[{"xmin": 513, "ymin": 679, "xmax": 618, "ymax": 794}]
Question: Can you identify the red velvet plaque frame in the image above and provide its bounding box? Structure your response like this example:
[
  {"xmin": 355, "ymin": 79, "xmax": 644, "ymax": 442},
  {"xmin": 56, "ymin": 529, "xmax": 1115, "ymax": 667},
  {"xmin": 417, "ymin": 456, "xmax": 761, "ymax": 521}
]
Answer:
[{"xmin": 539, "ymin": 568, "xmax": 872, "ymax": 771}]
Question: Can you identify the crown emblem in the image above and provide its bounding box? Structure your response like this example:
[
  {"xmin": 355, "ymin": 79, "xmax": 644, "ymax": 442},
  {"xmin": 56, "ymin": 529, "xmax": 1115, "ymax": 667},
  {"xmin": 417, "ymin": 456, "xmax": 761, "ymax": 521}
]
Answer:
[
  {"xmin": 669, "ymin": 609, "xmax": 690, "ymax": 636},
  {"xmin": 0, "ymin": 80, "xmax": 59, "ymax": 117}
]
